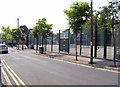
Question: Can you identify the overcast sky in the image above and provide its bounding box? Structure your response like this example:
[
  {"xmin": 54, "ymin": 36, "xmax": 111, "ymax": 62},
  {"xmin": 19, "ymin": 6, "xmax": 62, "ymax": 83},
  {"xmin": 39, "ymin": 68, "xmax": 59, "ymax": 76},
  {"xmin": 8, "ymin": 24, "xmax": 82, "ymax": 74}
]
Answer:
[{"xmin": 0, "ymin": 0, "xmax": 109, "ymax": 33}]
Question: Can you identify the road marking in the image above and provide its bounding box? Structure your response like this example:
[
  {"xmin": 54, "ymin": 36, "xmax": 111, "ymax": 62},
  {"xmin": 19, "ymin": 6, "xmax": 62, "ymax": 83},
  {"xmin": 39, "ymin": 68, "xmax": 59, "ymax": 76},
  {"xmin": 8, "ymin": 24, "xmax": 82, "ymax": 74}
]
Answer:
[
  {"xmin": 2, "ymin": 59, "xmax": 27, "ymax": 87},
  {"xmin": 3, "ymin": 60, "xmax": 27, "ymax": 86},
  {"xmin": 1, "ymin": 67, "xmax": 12, "ymax": 86},
  {"xmin": 1, "ymin": 59, "xmax": 20, "ymax": 86}
]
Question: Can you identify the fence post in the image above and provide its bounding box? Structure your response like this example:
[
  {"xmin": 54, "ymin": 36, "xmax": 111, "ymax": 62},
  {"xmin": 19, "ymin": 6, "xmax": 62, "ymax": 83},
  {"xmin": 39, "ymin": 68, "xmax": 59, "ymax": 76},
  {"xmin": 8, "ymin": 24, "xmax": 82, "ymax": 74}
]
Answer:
[
  {"xmin": 115, "ymin": 29, "xmax": 117, "ymax": 60},
  {"xmin": 104, "ymin": 25, "xmax": 107, "ymax": 59},
  {"xmin": 94, "ymin": 25, "xmax": 98, "ymax": 58},
  {"xmin": 26, "ymin": 34, "xmax": 29, "ymax": 48},
  {"xmin": 80, "ymin": 27, "xmax": 82, "ymax": 56},
  {"xmin": 59, "ymin": 30, "xmax": 60, "ymax": 53},
  {"xmin": 30, "ymin": 34, "xmax": 31, "ymax": 48},
  {"xmin": 68, "ymin": 29, "xmax": 70, "ymax": 54},
  {"xmin": 45, "ymin": 37, "xmax": 47, "ymax": 52},
  {"xmin": 34, "ymin": 37, "xmax": 35, "ymax": 46},
  {"xmin": 42, "ymin": 36, "xmax": 43, "ymax": 48},
  {"xmin": 40, "ymin": 36, "xmax": 41, "ymax": 46},
  {"xmin": 51, "ymin": 32, "xmax": 53, "ymax": 52}
]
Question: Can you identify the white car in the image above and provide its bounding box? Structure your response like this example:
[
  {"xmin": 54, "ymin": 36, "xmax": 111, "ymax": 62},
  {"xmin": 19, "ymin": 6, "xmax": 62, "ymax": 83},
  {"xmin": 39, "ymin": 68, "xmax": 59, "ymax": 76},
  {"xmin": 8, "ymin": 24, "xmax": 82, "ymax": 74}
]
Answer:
[{"xmin": 0, "ymin": 44, "xmax": 8, "ymax": 54}]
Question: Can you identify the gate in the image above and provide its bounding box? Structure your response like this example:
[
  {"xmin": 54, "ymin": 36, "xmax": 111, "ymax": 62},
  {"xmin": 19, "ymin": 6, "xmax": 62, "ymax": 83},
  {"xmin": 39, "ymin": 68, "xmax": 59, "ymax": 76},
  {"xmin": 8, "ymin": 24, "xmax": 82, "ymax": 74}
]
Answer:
[{"xmin": 59, "ymin": 29, "xmax": 70, "ymax": 53}]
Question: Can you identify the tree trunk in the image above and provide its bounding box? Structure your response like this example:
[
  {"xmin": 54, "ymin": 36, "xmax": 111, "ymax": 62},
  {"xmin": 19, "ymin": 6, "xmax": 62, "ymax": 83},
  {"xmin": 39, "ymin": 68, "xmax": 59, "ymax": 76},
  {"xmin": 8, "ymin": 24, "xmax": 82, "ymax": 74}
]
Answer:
[
  {"xmin": 42, "ymin": 37, "xmax": 43, "ymax": 48},
  {"xmin": 18, "ymin": 39, "xmax": 19, "ymax": 50},
  {"xmin": 12, "ymin": 39, "xmax": 13, "ymax": 48},
  {"xmin": 75, "ymin": 33, "xmax": 78, "ymax": 61},
  {"xmin": 16, "ymin": 40, "xmax": 17, "ymax": 49},
  {"xmin": 22, "ymin": 38, "xmax": 24, "ymax": 50},
  {"xmin": 22, "ymin": 41, "xmax": 24, "ymax": 50}
]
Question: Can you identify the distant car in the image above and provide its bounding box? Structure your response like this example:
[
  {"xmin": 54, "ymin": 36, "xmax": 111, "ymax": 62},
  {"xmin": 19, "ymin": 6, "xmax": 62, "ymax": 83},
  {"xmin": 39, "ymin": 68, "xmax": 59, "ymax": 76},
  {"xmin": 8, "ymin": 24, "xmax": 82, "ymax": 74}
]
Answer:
[{"xmin": 0, "ymin": 44, "xmax": 8, "ymax": 54}]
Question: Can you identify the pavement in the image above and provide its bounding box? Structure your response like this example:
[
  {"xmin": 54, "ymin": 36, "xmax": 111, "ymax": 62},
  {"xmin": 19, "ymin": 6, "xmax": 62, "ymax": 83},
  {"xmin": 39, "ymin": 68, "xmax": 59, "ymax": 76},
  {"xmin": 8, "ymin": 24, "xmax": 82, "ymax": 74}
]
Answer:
[{"xmin": 9, "ymin": 46, "xmax": 120, "ymax": 72}]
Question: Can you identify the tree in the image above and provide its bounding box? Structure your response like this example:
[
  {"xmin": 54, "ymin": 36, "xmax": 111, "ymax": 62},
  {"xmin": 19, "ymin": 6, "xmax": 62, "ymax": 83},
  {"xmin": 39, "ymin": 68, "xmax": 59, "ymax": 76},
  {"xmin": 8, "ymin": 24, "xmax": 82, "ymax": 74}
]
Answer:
[
  {"xmin": 31, "ymin": 25, "xmax": 39, "ymax": 53},
  {"xmin": 108, "ymin": 0, "xmax": 119, "ymax": 67},
  {"xmin": 36, "ymin": 18, "xmax": 52, "ymax": 53},
  {"xmin": 1, "ymin": 26, "xmax": 13, "ymax": 43},
  {"xmin": 64, "ymin": 2, "xmax": 90, "ymax": 60},
  {"xmin": 20, "ymin": 25, "xmax": 28, "ymax": 50},
  {"xmin": 20, "ymin": 25, "xmax": 28, "ymax": 35},
  {"xmin": 11, "ymin": 28, "xmax": 22, "ymax": 50},
  {"xmin": 12, "ymin": 28, "xmax": 18, "ymax": 41},
  {"xmin": 97, "ymin": 0, "xmax": 119, "ymax": 66}
]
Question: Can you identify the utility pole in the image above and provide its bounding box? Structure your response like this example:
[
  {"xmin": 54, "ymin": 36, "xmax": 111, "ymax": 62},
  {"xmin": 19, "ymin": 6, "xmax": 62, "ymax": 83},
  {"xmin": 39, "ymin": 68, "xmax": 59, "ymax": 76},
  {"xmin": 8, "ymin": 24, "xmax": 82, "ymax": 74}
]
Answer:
[{"xmin": 90, "ymin": 0, "xmax": 94, "ymax": 64}]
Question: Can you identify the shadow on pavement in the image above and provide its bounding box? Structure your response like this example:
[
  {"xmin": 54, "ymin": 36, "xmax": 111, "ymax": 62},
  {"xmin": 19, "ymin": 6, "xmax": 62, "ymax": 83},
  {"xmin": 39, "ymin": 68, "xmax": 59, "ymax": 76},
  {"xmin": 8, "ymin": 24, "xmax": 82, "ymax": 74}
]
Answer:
[{"xmin": 48, "ymin": 55, "xmax": 63, "ymax": 58}]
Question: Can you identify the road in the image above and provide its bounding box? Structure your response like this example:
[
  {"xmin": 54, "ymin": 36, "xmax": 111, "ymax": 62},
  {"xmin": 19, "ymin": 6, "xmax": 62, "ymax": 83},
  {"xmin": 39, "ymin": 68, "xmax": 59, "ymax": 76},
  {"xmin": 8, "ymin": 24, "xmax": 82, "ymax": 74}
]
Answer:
[{"xmin": 0, "ymin": 48, "xmax": 119, "ymax": 85}]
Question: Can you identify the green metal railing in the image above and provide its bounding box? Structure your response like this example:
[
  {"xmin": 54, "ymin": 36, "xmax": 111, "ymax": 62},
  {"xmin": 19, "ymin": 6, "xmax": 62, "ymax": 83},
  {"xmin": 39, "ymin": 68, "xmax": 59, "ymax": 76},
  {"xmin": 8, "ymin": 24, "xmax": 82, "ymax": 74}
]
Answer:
[{"xmin": 26, "ymin": 24, "xmax": 120, "ymax": 60}]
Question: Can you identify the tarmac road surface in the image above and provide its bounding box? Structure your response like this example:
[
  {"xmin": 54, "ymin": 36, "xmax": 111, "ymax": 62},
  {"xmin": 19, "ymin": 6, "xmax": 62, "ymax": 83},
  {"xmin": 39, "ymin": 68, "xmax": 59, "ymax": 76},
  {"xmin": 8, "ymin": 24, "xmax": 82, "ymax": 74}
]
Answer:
[{"xmin": 0, "ymin": 48, "xmax": 119, "ymax": 85}]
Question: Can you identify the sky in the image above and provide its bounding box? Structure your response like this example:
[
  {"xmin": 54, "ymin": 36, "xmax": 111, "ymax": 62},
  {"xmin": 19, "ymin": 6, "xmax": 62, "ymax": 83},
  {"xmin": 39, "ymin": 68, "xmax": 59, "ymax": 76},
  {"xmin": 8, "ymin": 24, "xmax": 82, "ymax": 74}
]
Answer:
[{"xmin": 0, "ymin": 0, "xmax": 109, "ymax": 33}]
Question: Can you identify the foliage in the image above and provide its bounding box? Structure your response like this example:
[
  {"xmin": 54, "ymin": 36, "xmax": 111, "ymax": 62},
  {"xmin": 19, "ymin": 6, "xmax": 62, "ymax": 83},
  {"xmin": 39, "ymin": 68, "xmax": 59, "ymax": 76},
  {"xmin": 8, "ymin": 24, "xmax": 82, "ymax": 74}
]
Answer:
[
  {"xmin": 11, "ymin": 28, "xmax": 23, "ymax": 41},
  {"xmin": 64, "ymin": 2, "xmax": 90, "ymax": 60},
  {"xmin": 64, "ymin": 2, "xmax": 90, "ymax": 34},
  {"xmin": 31, "ymin": 18, "xmax": 53, "ymax": 52},
  {"xmin": 11, "ymin": 28, "xmax": 18, "ymax": 40},
  {"xmin": 36, "ymin": 18, "xmax": 53, "ymax": 38},
  {"xmin": 20, "ymin": 25, "xmax": 28, "ymax": 35},
  {"xmin": 32, "ymin": 18, "xmax": 53, "ymax": 38},
  {"xmin": 98, "ymin": 4, "xmax": 119, "ymax": 30},
  {"xmin": 31, "ymin": 25, "xmax": 39, "ymax": 38},
  {"xmin": 1, "ymin": 26, "xmax": 13, "ymax": 43}
]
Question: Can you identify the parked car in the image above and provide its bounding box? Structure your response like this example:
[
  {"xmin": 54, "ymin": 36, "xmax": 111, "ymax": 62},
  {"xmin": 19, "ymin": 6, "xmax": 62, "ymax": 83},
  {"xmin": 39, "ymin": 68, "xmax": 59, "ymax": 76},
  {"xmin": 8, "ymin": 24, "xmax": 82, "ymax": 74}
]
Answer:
[{"xmin": 0, "ymin": 44, "xmax": 8, "ymax": 54}]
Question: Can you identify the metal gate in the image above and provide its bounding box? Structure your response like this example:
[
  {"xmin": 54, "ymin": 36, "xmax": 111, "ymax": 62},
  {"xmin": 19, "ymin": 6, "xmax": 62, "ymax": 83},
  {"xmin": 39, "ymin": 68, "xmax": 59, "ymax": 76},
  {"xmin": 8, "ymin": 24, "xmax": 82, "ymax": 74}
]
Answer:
[{"xmin": 59, "ymin": 29, "xmax": 70, "ymax": 53}]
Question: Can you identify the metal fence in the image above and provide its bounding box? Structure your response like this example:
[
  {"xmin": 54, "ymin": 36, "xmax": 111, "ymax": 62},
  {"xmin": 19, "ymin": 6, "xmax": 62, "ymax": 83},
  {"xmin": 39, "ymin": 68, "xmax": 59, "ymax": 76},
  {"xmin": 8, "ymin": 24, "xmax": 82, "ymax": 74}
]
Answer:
[
  {"xmin": 26, "ymin": 24, "xmax": 120, "ymax": 61},
  {"xmin": 116, "ymin": 23, "xmax": 120, "ymax": 60}
]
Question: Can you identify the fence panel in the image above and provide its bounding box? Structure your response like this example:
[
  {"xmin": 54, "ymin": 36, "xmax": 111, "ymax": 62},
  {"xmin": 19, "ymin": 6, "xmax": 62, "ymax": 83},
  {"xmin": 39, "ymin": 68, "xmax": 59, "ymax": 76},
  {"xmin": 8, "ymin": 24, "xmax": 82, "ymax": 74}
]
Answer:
[
  {"xmin": 106, "ymin": 29, "xmax": 113, "ymax": 60},
  {"xmin": 53, "ymin": 30, "xmax": 59, "ymax": 53},
  {"xmin": 69, "ymin": 30, "xmax": 76, "ymax": 55},
  {"xmin": 46, "ymin": 37, "xmax": 51, "ymax": 52},
  {"xmin": 116, "ymin": 26, "xmax": 120, "ymax": 60},
  {"xmin": 60, "ymin": 29, "xmax": 69, "ymax": 54},
  {"xmin": 26, "ymin": 23, "xmax": 120, "ymax": 61},
  {"xmin": 81, "ymin": 26, "xmax": 91, "ymax": 57},
  {"xmin": 97, "ymin": 29, "xmax": 104, "ymax": 58}
]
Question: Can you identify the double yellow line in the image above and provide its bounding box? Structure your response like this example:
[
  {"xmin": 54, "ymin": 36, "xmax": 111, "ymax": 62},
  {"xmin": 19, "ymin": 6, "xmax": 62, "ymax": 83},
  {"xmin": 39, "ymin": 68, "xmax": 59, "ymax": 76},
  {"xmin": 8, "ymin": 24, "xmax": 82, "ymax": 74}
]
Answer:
[{"xmin": 1, "ymin": 59, "xmax": 27, "ymax": 87}]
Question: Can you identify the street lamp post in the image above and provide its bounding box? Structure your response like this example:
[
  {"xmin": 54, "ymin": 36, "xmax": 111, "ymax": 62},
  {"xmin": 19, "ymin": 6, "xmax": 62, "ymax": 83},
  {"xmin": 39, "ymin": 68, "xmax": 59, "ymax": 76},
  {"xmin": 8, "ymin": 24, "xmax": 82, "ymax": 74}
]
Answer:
[{"xmin": 90, "ymin": 0, "xmax": 94, "ymax": 64}]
